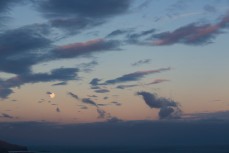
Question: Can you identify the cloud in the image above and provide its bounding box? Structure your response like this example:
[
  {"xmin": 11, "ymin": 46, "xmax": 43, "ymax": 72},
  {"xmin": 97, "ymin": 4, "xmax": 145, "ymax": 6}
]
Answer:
[
  {"xmin": 56, "ymin": 107, "xmax": 61, "ymax": 113},
  {"xmin": 0, "ymin": 87, "xmax": 13, "ymax": 99},
  {"xmin": 52, "ymin": 82, "xmax": 67, "ymax": 86},
  {"xmin": 0, "ymin": 68, "xmax": 79, "ymax": 98},
  {"xmin": 94, "ymin": 89, "xmax": 110, "ymax": 93},
  {"xmin": 90, "ymin": 78, "xmax": 102, "ymax": 86},
  {"xmin": 146, "ymin": 79, "xmax": 169, "ymax": 85},
  {"xmin": 184, "ymin": 110, "xmax": 229, "ymax": 121},
  {"xmin": 152, "ymin": 12, "xmax": 229, "ymax": 46},
  {"xmin": 116, "ymin": 79, "xmax": 169, "ymax": 90},
  {"xmin": 96, "ymin": 108, "xmax": 110, "ymax": 119},
  {"xmin": 131, "ymin": 59, "xmax": 151, "ymax": 66},
  {"xmin": 126, "ymin": 29, "xmax": 156, "ymax": 44},
  {"xmin": 0, "ymin": 113, "xmax": 14, "ymax": 119},
  {"xmin": 104, "ymin": 67, "xmax": 170, "ymax": 85},
  {"xmin": 111, "ymin": 101, "xmax": 122, "ymax": 106},
  {"xmin": 81, "ymin": 98, "xmax": 97, "ymax": 107},
  {"xmin": 68, "ymin": 92, "xmax": 79, "ymax": 100},
  {"xmin": 49, "ymin": 17, "xmax": 103, "ymax": 33},
  {"xmin": 36, "ymin": 0, "xmax": 131, "ymax": 18},
  {"xmin": 78, "ymin": 60, "xmax": 98, "ymax": 73},
  {"xmin": 80, "ymin": 106, "xmax": 88, "ymax": 110},
  {"xmin": 0, "ymin": 24, "xmax": 52, "ymax": 75},
  {"xmin": 53, "ymin": 39, "xmax": 120, "ymax": 58},
  {"xmin": 35, "ymin": 0, "xmax": 131, "ymax": 32},
  {"xmin": 137, "ymin": 91, "xmax": 181, "ymax": 119},
  {"xmin": 116, "ymin": 84, "xmax": 138, "ymax": 89},
  {"xmin": 106, "ymin": 29, "xmax": 131, "ymax": 38}
]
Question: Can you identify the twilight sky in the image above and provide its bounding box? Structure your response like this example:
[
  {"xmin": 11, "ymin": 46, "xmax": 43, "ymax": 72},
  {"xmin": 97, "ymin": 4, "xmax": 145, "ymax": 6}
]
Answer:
[{"xmin": 0, "ymin": 0, "xmax": 229, "ymax": 125}]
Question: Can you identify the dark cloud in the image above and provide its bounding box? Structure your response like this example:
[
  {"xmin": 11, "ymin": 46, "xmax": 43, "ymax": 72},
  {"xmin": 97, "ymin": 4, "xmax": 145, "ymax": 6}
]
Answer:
[
  {"xmin": 94, "ymin": 89, "xmax": 110, "ymax": 93},
  {"xmin": 137, "ymin": 91, "xmax": 181, "ymax": 119},
  {"xmin": 90, "ymin": 78, "xmax": 102, "ymax": 86},
  {"xmin": 106, "ymin": 29, "xmax": 130, "ymax": 38},
  {"xmin": 82, "ymin": 98, "xmax": 97, "ymax": 107},
  {"xmin": 52, "ymin": 82, "xmax": 67, "ymax": 86},
  {"xmin": 46, "ymin": 91, "xmax": 52, "ymax": 95},
  {"xmin": 103, "ymin": 96, "xmax": 109, "ymax": 100},
  {"xmin": 104, "ymin": 67, "xmax": 170, "ymax": 85},
  {"xmin": 126, "ymin": 29, "xmax": 156, "ymax": 44},
  {"xmin": 68, "ymin": 92, "xmax": 79, "ymax": 100},
  {"xmin": 131, "ymin": 59, "xmax": 151, "ymax": 66},
  {"xmin": 0, "ymin": 68, "xmax": 79, "ymax": 98},
  {"xmin": 49, "ymin": 17, "xmax": 103, "ymax": 33},
  {"xmin": 116, "ymin": 84, "xmax": 138, "ymax": 89},
  {"xmin": 0, "ymin": 113, "xmax": 14, "ymax": 119},
  {"xmin": 106, "ymin": 117, "xmax": 123, "ymax": 123},
  {"xmin": 56, "ymin": 107, "xmax": 61, "ymax": 113},
  {"xmin": 0, "ymin": 87, "xmax": 13, "ymax": 99},
  {"xmin": 0, "ymin": 24, "xmax": 52, "ymax": 74},
  {"xmin": 80, "ymin": 105, "xmax": 88, "ymax": 110},
  {"xmin": 97, "ymin": 108, "xmax": 109, "ymax": 119},
  {"xmin": 111, "ymin": 101, "xmax": 122, "ymax": 106},
  {"xmin": 36, "ymin": 0, "xmax": 131, "ymax": 18},
  {"xmin": 53, "ymin": 39, "xmax": 120, "ymax": 58},
  {"xmin": 34, "ymin": 0, "xmax": 131, "ymax": 32},
  {"xmin": 146, "ymin": 79, "xmax": 169, "ymax": 85},
  {"xmin": 78, "ymin": 60, "xmax": 98, "ymax": 73},
  {"xmin": 153, "ymin": 12, "xmax": 229, "ymax": 46}
]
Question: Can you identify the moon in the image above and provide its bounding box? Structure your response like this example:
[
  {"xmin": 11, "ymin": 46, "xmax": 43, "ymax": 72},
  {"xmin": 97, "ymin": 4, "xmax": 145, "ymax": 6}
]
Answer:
[{"xmin": 49, "ymin": 93, "xmax": 56, "ymax": 99}]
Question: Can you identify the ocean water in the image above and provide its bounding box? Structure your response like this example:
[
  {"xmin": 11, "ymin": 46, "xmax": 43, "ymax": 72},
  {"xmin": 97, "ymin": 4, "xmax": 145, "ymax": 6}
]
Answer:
[{"xmin": 28, "ymin": 145, "xmax": 229, "ymax": 153}]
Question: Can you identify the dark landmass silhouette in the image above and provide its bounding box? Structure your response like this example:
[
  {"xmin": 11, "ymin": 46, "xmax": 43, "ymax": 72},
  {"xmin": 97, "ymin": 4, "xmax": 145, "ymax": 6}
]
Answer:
[{"xmin": 0, "ymin": 140, "xmax": 27, "ymax": 153}]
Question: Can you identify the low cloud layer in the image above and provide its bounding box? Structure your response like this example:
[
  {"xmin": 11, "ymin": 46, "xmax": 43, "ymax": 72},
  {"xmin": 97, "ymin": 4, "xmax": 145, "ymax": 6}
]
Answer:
[
  {"xmin": 137, "ymin": 91, "xmax": 181, "ymax": 119},
  {"xmin": 1, "ymin": 120, "xmax": 229, "ymax": 146}
]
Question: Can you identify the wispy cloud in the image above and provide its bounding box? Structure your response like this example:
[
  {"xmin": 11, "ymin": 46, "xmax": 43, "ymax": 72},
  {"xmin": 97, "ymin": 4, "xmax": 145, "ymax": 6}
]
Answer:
[
  {"xmin": 94, "ymin": 89, "xmax": 110, "ymax": 93},
  {"xmin": 131, "ymin": 59, "xmax": 151, "ymax": 66},
  {"xmin": 103, "ymin": 67, "xmax": 170, "ymax": 85},
  {"xmin": 53, "ymin": 39, "xmax": 120, "ymax": 58},
  {"xmin": 146, "ymin": 79, "xmax": 169, "ymax": 85},
  {"xmin": 152, "ymin": 12, "xmax": 229, "ymax": 46}
]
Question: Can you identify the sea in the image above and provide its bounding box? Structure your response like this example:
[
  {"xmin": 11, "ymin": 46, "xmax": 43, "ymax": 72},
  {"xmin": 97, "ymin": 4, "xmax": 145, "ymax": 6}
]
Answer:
[{"xmin": 28, "ymin": 145, "xmax": 229, "ymax": 153}]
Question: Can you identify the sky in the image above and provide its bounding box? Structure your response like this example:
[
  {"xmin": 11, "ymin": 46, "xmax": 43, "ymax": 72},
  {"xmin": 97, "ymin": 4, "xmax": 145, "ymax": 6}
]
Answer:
[{"xmin": 0, "ymin": 0, "xmax": 229, "ymax": 146}]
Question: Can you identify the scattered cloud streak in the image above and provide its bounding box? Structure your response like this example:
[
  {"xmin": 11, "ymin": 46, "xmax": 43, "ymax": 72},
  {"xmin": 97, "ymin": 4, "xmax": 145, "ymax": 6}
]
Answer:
[
  {"xmin": 104, "ymin": 67, "xmax": 170, "ymax": 85},
  {"xmin": 94, "ymin": 89, "xmax": 110, "ymax": 93},
  {"xmin": 81, "ymin": 98, "xmax": 97, "ymax": 107},
  {"xmin": 153, "ymin": 12, "xmax": 229, "ymax": 46},
  {"xmin": 131, "ymin": 59, "xmax": 151, "ymax": 66},
  {"xmin": 0, "ymin": 113, "xmax": 14, "ymax": 119},
  {"xmin": 68, "ymin": 92, "xmax": 79, "ymax": 100},
  {"xmin": 53, "ymin": 39, "xmax": 120, "ymax": 58}
]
